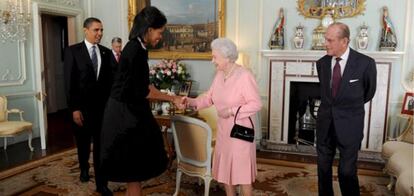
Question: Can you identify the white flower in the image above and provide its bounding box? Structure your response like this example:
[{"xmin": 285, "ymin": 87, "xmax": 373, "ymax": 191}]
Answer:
[{"xmin": 149, "ymin": 59, "xmax": 190, "ymax": 89}]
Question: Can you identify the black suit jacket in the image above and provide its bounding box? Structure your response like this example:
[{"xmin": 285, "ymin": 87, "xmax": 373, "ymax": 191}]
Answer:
[
  {"xmin": 110, "ymin": 52, "xmax": 120, "ymax": 74},
  {"xmin": 64, "ymin": 42, "xmax": 113, "ymax": 116},
  {"xmin": 316, "ymin": 48, "xmax": 377, "ymax": 146}
]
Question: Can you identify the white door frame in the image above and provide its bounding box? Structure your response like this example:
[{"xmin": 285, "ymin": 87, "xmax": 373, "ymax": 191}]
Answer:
[{"xmin": 32, "ymin": 2, "xmax": 83, "ymax": 150}]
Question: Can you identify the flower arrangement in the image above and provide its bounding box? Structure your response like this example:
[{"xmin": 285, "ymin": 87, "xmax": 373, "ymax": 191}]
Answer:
[{"xmin": 149, "ymin": 59, "xmax": 190, "ymax": 90}]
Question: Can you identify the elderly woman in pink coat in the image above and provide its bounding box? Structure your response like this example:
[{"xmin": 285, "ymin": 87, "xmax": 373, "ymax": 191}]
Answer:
[{"xmin": 184, "ymin": 38, "xmax": 262, "ymax": 196}]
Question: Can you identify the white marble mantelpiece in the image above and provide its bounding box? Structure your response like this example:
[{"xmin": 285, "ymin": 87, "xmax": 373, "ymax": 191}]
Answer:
[
  {"xmin": 261, "ymin": 50, "xmax": 403, "ymax": 152},
  {"xmin": 261, "ymin": 50, "xmax": 405, "ymax": 61}
]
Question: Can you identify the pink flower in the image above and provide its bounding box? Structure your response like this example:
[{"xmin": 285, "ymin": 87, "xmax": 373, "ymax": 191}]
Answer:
[{"xmin": 149, "ymin": 59, "xmax": 190, "ymax": 88}]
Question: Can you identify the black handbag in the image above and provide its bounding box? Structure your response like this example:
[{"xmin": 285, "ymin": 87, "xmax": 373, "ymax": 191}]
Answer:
[{"xmin": 230, "ymin": 106, "xmax": 255, "ymax": 142}]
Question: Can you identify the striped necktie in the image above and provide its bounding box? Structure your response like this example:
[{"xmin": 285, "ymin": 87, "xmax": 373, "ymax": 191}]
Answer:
[{"xmin": 91, "ymin": 46, "xmax": 98, "ymax": 76}]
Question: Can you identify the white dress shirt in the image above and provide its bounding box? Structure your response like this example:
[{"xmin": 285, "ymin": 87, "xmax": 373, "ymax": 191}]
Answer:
[
  {"xmin": 330, "ymin": 46, "xmax": 350, "ymax": 77},
  {"xmin": 84, "ymin": 40, "xmax": 101, "ymax": 77}
]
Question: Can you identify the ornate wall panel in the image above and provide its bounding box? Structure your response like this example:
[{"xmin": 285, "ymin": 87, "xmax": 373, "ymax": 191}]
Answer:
[{"xmin": 0, "ymin": 43, "xmax": 26, "ymax": 86}]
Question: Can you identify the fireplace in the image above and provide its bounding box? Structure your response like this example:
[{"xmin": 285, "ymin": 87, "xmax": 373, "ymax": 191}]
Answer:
[
  {"xmin": 288, "ymin": 82, "xmax": 320, "ymax": 144},
  {"xmin": 263, "ymin": 50, "xmax": 395, "ymax": 152}
]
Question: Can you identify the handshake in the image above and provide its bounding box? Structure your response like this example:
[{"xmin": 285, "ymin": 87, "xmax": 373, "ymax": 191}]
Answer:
[
  {"xmin": 171, "ymin": 96, "xmax": 235, "ymax": 119},
  {"xmin": 171, "ymin": 96, "xmax": 190, "ymax": 110}
]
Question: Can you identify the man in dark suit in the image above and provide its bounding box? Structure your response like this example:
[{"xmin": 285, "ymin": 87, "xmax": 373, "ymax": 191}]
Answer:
[
  {"xmin": 110, "ymin": 37, "xmax": 122, "ymax": 73},
  {"xmin": 64, "ymin": 17, "xmax": 113, "ymax": 195},
  {"xmin": 316, "ymin": 22, "xmax": 377, "ymax": 196}
]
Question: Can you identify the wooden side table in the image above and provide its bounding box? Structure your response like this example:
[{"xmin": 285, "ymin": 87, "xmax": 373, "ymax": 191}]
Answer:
[{"xmin": 154, "ymin": 115, "xmax": 175, "ymax": 169}]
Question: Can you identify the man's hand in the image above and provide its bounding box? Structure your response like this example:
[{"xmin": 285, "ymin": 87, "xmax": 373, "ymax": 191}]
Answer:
[
  {"xmin": 72, "ymin": 110, "xmax": 84, "ymax": 127},
  {"xmin": 172, "ymin": 96, "xmax": 186, "ymax": 110}
]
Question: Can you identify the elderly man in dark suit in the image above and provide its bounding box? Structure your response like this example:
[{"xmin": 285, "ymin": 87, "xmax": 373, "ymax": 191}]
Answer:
[
  {"xmin": 110, "ymin": 37, "xmax": 122, "ymax": 73},
  {"xmin": 64, "ymin": 17, "xmax": 113, "ymax": 195},
  {"xmin": 316, "ymin": 22, "xmax": 377, "ymax": 196}
]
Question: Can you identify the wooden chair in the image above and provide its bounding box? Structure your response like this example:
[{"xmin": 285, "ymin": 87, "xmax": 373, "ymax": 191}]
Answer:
[
  {"xmin": 171, "ymin": 115, "xmax": 213, "ymax": 196},
  {"xmin": 0, "ymin": 96, "xmax": 34, "ymax": 151}
]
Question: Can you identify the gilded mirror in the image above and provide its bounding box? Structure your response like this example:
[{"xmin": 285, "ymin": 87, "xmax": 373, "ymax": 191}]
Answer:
[{"xmin": 297, "ymin": 0, "xmax": 365, "ymax": 19}]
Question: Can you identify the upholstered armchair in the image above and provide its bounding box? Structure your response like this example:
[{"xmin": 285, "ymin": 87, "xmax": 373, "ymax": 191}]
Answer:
[
  {"xmin": 197, "ymin": 105, "xmax": 218, "ymax": 145},
  {"xmin": 171, "ymin": 115, "xmax": 213, "ymax": 196},
  {"xmin": 382, "ymin": 116, "xmax": 413, "ymax": 195},
  {"xmin": 0, "ymin": 96, "xmax": 34, "ymax": 151}
]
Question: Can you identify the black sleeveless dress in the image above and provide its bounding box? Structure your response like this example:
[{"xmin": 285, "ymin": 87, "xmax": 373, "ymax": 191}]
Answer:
[{"xmin": 100, "ymin": 39, "xmax": 167, "ymax": 182}]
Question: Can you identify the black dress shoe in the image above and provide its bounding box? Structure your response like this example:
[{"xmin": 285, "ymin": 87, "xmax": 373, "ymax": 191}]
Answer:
[
  {"xmin": 79, "ymin": 170, "xmax": 90, "ymax": 182},
  {"xmin": 97, "ymin": 186, "xmax": 113, "ymax": 196}
]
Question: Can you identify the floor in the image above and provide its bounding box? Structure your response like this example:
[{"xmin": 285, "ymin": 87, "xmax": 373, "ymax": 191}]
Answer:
[
  {"xmin": 0, "ymin": 109, "xmax": 385, "ymax": 172},
  {"xmin": 0, "ymin": 109, "xmax": 75, "ymax": 171}
]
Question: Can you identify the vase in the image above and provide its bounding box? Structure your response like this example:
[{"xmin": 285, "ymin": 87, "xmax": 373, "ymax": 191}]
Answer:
[
  {"xmin": 161, "ymin": 102, "xmax": 171, "ymax": 115},
  {"xmin": 293, "ymin": 24, "xmax": 304, "ymax": 49},
  {"xmin": 356, "ymin": 23, "xmax": 369, "ymax": 50},
  {"xmin": 160, "ymin": 82, "xmax": 172, "ymax": 91}
]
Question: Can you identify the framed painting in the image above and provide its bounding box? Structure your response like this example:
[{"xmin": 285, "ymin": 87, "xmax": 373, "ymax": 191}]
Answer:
[
  {"xmin": 401, "ymin": 92, "xmax": 414, "ymax": 115},
  {"xmin": 128, "ymin": 0, "xmax": 225, "ymax": 60}
]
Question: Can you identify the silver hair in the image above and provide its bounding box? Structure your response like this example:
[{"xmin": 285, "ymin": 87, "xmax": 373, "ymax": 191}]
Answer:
[
  {"xmin": 111, "ymin": 37, "xmax": 122, "ymax": 44},
  {"xmin": 211, "ymin": 38, "xmax": 238, "ymax": 62}
]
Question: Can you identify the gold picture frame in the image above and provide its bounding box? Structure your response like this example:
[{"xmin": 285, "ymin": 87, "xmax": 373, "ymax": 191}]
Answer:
[
  {"xmin": 297, "ymin": 0, "xmax": 365, "ymax": 19},
  {"xmin": 128, "ymin": 0, "xmax": 226, "ymax": 60},
  {"xmin": 401, "ymin": 92, "xmax": 414, "ymax": 116}
]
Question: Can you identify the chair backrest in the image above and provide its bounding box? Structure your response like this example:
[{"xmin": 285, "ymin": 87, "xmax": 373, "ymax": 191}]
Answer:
[
  {"xmin": 0, "ymin": 96, "xmax": 7, "ymax": 122},
  {"xmin": 171, "ymin": 115, "xmax": 212, "ymax": 172},
  {"xmin": 197, "ymin": 105, "xmax": 218, "ymax": 139}
]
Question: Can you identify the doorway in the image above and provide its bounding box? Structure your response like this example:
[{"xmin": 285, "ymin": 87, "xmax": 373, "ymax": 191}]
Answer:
[{"xmin": 40, "ymin": 14, "xmax": 74, "ymax": 149}]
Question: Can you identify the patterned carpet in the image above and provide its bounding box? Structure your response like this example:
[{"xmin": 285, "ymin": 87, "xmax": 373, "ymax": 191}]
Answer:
[{"xmin": 0, "ymin": 148, "xmax": 393, "ymax": 196}]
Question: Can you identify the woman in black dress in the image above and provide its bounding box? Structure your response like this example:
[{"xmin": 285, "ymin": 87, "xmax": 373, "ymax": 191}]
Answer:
[{"xmin": 100, "ymin": 6, "xmax": 183, "ymax": 196}]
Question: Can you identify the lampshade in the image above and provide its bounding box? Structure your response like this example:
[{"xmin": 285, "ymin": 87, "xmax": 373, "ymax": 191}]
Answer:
[{"xmin": 236, "ymin": 52, "xmax": 250, "ymax": 68}]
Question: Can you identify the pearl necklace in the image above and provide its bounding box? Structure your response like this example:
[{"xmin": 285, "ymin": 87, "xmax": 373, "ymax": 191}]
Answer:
[{"xmin": 224, "ymin": 64, "xmax": 237, "ymax": 79}]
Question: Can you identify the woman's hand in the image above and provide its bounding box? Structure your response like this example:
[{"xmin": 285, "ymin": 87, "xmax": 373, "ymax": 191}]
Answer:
[
  {"xmin": 172, "ymin": 96, "xmax": 186, "ymax": 110},
  {"xmin": 181, "ymin": 96, "xmax": 198, "ymax": 110}
]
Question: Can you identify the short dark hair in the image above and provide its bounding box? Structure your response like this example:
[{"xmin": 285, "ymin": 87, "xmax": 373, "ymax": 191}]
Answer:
[
  {"xmin": 129, "ymin": 6, "xmax": 167, "ymax": 41},
  {"xmin": 111, "ymin": 37, "xmax": 122, "ymax": 44},
  {"xmin": 83, "ymin": 17, "xmax": 102, "ymax": 28}
]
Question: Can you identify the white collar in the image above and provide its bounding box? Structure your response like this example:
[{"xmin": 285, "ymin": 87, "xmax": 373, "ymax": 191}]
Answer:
[
  {"xmin": 137, "ymin": 37, "xmax": 147, "ymax": 50},
  {"xmin": 336, "ymin": 47, "xmax": 350, "ymax": 61},
  {"xmin": 84, "ymin": 39, "xmax": 97, "ymax": 50}
]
